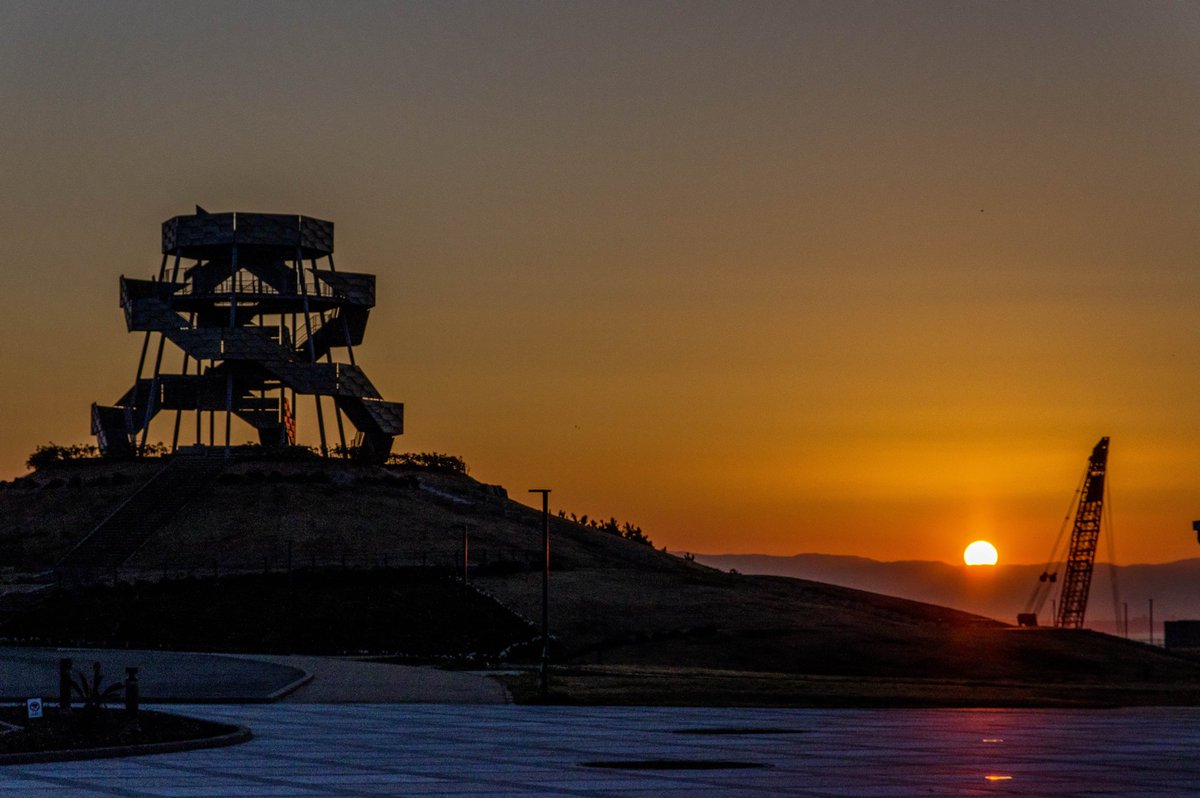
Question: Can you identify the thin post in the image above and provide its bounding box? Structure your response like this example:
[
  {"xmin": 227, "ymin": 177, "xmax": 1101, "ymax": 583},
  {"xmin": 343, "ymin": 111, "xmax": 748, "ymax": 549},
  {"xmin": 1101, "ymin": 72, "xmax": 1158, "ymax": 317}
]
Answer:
[
  {"xmin": 289, "ymin": 311, "xmax": 298, "ymax": 438},
  {"xmin": 168, "ymin": 252, "xmax": 186, "ymax": 451},
  {"xmin": 195, "ymin": 315, "xmax": 202, "ymax": 447},
  {"xmin": 130, "ymin": 253, "xmax": 167, "ymax": 453},
  {"xmin": 132, "ymin": 331, "xmax": 152, "ymax": 398},
  {"xmin": 139, "ymin": 329, "xmax": 167, "ymax": 456},
  {"xmin": 224, "ymin": 372, "xmax": 234, "ymax": 454},
  {"xmin": 1149, "ymin": 598, "xmax": 1154, "ymax": 645},
  {"xmin": 277, "ymin": 318, "xmax": 286, "ymax": 442},
  {"xmin": 208, "ymin": 370, "xmax": 215, "ymax": 447},
  {"xmin": 224, "ymin": 244, "xmax": 238, "ymax": 458},
  {"xmin": 528, "ymin": 488, "xmax": 551, "ymax": 696},
  {"xmin": 172, "ymin": 345, "xmax": 190, "ymax": 453},
  {"xmin": 310, "ymin": 259, "xmax": 349, "ymax": 455},
  {"xmin": 297, "ymin": 250, "xmax": 327, "ymax": 457},
  {"xmin": 328, "ymin": 255, "xmax": 359, "ymax": 368},
  {"xmin": 317, "ymin": 307, "xmax": 348, "ymax": 456},
  {"xmin": 1123, "ymin": 601, "xmax": 1128, "ymax": 639},
  {"xmin": 462, "ymin": 523, "xmax": 470, "ymax": 585}
]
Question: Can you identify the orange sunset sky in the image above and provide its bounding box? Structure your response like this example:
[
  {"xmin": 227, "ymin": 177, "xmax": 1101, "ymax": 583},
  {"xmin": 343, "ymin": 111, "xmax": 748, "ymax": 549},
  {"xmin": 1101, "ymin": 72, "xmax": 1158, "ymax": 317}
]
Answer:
[{"xmin": 1, "ymin": 2, "xmax": 1199, "ymax": 565}]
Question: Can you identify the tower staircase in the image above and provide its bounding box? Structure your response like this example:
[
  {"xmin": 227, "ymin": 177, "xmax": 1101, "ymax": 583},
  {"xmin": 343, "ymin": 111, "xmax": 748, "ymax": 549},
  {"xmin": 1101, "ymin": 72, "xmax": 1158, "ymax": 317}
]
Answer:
[{"xmin": 90, "ymin": 211, "xmax": 403, "ymax": 462}]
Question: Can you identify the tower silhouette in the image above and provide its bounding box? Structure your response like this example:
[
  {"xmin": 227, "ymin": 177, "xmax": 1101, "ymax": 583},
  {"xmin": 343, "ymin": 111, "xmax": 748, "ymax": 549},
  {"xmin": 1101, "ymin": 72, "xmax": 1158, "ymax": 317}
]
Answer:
[{"xmin": 91, "ymin": 208, "xmax": 403, "ymax": 462}]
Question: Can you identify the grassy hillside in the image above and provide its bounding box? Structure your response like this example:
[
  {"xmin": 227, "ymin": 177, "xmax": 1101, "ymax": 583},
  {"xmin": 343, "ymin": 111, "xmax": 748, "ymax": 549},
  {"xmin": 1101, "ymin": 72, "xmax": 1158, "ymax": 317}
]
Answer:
[
  {"xmin": 0, "ymin": 457, "xmax": 669, "ymax": 575},
  {"xmin": 3, "ymin": 456, "xmax": 1200, "ymax": 703},
  {"xmin": 691, "ymin": 552, "xmax": 1200, "ymax": 636},
  {"xmin": 0, "ymin": 569, "xmax": 531, "ymax": 658}
]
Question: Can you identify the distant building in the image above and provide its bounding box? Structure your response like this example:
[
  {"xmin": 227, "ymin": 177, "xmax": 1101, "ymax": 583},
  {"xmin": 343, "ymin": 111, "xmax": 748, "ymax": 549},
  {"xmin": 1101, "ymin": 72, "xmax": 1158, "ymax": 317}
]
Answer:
[{"xmin": 1163, "ymin": 620, "xmax": 1200, "ymax": 650}]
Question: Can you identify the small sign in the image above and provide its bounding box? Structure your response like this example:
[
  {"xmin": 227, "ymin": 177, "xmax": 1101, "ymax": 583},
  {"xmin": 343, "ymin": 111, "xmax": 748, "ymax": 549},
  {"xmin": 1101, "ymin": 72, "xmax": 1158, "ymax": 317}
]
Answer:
[{"xmin": 26, "ymin": 698, "xmax": 42, "ymax": 719}]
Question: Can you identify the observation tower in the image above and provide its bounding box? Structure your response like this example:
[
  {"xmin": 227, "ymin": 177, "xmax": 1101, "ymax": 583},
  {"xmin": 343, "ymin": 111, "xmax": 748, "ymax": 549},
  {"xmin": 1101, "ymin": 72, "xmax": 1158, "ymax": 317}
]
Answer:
[{"xmin": 91, "ymin": 207, "xmax": 403, "ymax": 462}]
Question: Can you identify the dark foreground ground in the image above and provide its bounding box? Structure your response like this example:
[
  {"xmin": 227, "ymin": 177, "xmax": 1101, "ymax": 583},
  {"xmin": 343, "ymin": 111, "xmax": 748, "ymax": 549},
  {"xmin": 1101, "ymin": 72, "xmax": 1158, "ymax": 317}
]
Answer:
[
  {"xmin": 501, "ymin": 664, "xmax": 1200, "ymax": 708},
  {"xmin": 2, "ymin": 703, "xmax": 1198, "ymax": 797},
  {"xmin": 0, "ymin": 706, "xmax": 239, "ymax": 758}
]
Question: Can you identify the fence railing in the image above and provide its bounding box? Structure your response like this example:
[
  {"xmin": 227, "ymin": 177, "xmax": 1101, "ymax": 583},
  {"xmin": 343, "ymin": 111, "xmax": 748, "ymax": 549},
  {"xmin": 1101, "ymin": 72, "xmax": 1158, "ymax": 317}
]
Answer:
[{"xmin": 172, "ymin": 273, "xmax": 337, "ymax": 301}]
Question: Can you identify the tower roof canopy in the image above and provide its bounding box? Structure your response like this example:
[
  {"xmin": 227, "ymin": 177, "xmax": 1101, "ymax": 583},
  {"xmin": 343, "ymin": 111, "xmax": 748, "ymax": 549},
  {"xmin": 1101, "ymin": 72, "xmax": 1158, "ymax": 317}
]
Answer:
[{"xmin": 162, "ymin": 211, "xmax": 334, "ymax": 259}]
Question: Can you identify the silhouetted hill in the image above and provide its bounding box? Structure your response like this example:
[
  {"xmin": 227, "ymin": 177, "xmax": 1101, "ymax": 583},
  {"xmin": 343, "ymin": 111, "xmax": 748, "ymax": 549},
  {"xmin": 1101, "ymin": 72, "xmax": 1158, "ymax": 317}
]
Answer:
[
  {"xmin": 692, "ymin": 553, "xmax": 1200, "ymax": 638},
  {"xmin": 3, "ymin": 457, "xmax": 1200, "ymax": 701}
]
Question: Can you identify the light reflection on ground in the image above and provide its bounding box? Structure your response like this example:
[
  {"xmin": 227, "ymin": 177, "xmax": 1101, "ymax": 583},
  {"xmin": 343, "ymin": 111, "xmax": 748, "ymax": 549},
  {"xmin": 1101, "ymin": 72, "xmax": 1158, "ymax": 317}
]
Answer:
[{"xmin": 0, "ymin": 704, "xmax": 1194, "ymax": 796}]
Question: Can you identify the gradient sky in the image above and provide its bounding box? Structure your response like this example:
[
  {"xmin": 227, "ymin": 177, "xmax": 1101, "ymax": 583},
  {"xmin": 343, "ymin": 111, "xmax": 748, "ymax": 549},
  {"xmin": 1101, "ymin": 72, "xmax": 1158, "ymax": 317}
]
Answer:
[{"xmin": 2, "ymin": 1, "xmax": 1199, "ymax": 564}]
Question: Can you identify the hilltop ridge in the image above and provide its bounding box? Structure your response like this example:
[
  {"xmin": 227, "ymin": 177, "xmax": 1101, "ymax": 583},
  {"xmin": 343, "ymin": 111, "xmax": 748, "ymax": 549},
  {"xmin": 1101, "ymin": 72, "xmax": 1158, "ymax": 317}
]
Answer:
[{"xmin": 692, "ymin": 552, "xmax": 1200, "ymax": 635}]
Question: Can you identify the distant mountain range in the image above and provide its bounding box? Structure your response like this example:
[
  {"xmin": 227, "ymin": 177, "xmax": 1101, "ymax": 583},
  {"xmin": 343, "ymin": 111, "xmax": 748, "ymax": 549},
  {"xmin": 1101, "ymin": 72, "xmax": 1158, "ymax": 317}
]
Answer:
[{"xmin": 690, "ymin": 553, "xmax": 1200, "ymax": 640}]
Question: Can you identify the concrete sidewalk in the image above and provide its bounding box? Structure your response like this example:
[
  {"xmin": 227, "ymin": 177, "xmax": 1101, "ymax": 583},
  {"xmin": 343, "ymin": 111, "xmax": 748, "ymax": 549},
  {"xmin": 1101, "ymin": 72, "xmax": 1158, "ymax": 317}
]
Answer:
[
  {"xmin": 0, "ymin": 648, "xmax": 508, "ymax": 704},
  {"xmin": 0, "ymin": 647, "xmax": 305, "ymax": 703},
  {"xmin": 238, "ymin": 655, "xmax": 510, "ymax": 703}
]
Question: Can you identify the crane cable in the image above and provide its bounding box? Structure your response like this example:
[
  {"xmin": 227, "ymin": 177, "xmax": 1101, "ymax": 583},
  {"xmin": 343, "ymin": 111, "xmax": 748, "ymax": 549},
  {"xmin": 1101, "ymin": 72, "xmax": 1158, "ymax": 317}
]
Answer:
[
  {"xmin": 1104, "ymin": 477, "xmax": 1122, "ymax": 637},
  {"xmin": 1024, "ymin": 472, "xmax": 1085, "ymax": 616}
]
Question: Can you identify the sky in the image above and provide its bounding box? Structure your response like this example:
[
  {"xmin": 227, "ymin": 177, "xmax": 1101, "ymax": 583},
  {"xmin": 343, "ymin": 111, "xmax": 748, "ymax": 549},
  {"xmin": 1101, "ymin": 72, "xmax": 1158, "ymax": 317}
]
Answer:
[{"xmin": 1, "ymin": 1, "xmax": 1199, "ymax": 565}]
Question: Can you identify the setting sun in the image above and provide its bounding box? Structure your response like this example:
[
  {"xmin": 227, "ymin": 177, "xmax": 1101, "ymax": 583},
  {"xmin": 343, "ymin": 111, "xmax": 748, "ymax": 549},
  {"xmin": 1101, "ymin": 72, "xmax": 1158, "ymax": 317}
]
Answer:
[{"xmin": 963, "ymin": 540, "xmax": 999, "ymax": 566}]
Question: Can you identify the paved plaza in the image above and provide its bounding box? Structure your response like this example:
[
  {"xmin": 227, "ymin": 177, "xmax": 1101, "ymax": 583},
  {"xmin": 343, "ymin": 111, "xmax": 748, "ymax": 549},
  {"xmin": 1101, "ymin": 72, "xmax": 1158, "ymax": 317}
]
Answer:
[{"xmin": 0, "ymin": 704, "xmax": 1197, "ymax": 796}]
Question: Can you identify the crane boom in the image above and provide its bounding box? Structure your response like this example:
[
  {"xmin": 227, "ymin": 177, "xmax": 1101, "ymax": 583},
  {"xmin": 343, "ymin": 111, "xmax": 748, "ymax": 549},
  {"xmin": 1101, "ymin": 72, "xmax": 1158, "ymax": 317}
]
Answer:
[{"xmin": 1054, "ymin": 437, "xmax": 1109, "ymax": 629}]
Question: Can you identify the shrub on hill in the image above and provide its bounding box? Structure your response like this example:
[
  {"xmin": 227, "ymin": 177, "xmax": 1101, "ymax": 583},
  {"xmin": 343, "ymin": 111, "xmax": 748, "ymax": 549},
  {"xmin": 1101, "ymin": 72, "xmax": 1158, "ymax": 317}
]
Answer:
[
  {"xmin": 27, "ymin": 443, "xmax": 470, "ymax": 474},
  {"xmin": 387, "ymin": 452, "xmax": 469, "ymax": 474},
  {"xmin": 26, "ymin": 443, "xmax": 101, "ymax": 470},
  {"xmin": 558, "ymin": 512, "xmax": 654, "ymax": 547},
  {"xmin": 25, "ymin": 442, "xmax": 171, "ymax": 470}
]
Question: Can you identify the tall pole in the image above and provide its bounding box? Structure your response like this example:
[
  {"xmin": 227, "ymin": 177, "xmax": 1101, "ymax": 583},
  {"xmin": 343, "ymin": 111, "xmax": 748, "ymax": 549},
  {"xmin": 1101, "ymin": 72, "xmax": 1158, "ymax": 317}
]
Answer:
[
  {"xmin": 139, "ymin": 329, "xmax": 167, "ymax": 456},
  {"xmin": 296, "ymin": 249, "xmax": 328, "ymax": 457},
  {"xmin": 139, "ymin": 256, "xmax": 174, "ymax": 457},
  {"xmin": 225, "ymin": 244, "xmax": 238, "ymax": 458},
  {"xmin": 312, "ymin": 258, "xmax": 349, "ymax": 455},
  {"xmin": 169, "ymin": 259, "xmax": 187, "ymax": 452},
  {"xmin": 461, "ymin": 523, "xmax": 470, "ymax": 586},
  {"xmin": 529, "ymin": 488, "xmax": 551, "ymax": 696},
  {"xmin": 1149, "ymin": 598, "xmax": 1154, "ymax": 645},
  {"xmin": 1123, "ymin": 601, "xmax": 1128, "ymax": 639},
  {"xmin": 172, "ymin": 349, "xmax": 189, "ymax": 453}
]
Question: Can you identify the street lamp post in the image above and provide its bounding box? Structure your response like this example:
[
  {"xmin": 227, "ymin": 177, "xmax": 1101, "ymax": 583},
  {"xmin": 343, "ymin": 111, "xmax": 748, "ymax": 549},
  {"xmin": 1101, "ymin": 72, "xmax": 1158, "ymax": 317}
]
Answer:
[
  {"xmin": 528, "ymin": 488, "xmax": 551, "ymax": 696},
  {"xmin": 461, "ymin": 523, "xmax": 470, "ymax": 586}
]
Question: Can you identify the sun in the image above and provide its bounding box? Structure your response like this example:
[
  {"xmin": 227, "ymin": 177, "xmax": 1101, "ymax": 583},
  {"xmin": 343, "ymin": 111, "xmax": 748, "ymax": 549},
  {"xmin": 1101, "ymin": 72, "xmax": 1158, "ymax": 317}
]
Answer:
[{"xmin": 963, "ymin": 540, "xmax": 998, "ymax": 566}]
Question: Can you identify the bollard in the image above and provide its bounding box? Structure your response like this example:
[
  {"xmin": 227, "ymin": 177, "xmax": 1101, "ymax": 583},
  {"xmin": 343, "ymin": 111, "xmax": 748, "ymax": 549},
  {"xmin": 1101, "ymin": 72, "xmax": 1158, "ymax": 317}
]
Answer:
[
  {"xmin": 59, "ymin": 658, "xmax": 72, "ymax": 714},
  {"xmin": 124, "ymin": 667, "xmax": 139, "ymax": 719}
]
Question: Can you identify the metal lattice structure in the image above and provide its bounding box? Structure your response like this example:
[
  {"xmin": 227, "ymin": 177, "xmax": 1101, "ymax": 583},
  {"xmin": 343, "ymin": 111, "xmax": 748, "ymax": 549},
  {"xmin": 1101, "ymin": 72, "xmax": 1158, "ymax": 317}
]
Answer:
[
  {"xmin": 1054, "ymin": 436, "xmax": 1109, "ymax": 629},
  {"xmin": 92, "ymin": 208, "xmax": 403, "ymax": 463}
]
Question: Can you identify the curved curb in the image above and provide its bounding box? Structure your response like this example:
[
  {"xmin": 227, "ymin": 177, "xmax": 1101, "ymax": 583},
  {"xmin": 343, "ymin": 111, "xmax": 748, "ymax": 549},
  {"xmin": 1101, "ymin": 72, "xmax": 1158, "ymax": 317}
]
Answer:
[{"xmin": 0, "ymin": 722, "xmax": 252, "ymax": 766}]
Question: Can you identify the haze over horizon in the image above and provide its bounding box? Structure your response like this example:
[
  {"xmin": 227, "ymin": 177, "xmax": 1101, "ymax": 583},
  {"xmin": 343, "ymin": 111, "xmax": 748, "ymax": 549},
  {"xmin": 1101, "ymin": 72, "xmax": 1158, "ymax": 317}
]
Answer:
[
  {"xmin": 689, "ymin": 549, "xmax": 1200, "ymax": 567},
  {"xmin": 3, "ymin": 2, "xmax": 1199, "ymax": 565}
]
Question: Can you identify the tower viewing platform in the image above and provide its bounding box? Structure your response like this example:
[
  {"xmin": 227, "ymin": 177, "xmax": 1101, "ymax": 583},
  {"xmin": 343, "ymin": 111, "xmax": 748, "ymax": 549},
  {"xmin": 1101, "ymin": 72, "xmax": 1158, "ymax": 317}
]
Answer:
[{"xmin": 92, "ymin": 207, "xmax": 403, "ymax": 463}]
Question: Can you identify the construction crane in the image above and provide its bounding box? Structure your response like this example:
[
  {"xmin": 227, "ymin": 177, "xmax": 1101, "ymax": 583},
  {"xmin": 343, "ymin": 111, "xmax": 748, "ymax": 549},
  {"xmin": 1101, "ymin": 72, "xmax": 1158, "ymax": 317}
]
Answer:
[{"xmin": 1019, "ymin": 437, "xmax": 1110, "ymax": 628}]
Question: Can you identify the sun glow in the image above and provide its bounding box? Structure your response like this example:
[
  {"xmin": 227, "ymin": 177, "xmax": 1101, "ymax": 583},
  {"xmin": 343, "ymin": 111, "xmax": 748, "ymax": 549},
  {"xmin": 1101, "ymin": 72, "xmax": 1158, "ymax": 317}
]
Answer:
[{"xmin": 963, "ymin": 540, "xmax": 998, "ymax": 566}]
